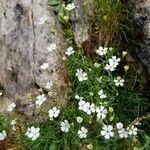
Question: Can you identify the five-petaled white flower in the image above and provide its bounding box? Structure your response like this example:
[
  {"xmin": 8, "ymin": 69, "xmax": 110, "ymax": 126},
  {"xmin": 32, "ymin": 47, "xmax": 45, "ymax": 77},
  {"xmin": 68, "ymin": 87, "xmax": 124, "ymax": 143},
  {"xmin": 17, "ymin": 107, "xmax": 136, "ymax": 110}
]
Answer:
[
  {"xmin": 38, "ymin": 14, "xmax": 48, "ymax": 25},
  {"xmin": 116, "ymin": 122, "xmax": 123, "ymax": 129},
  {"xmin": 66, "ymin": 3, "xmax": 75, "ymax": 11},
  {"xmin": 110, "ymin": 56, "xmax": 120, "ymax": 67},
  {"xmin": 40, "ymin": 63, "xmax": 49, "ymax": 70},
  {"xmin": 105, "ymin": 56, "xmax": 120, "ymax": 71},
  {"xmin": 105, "ymin": 63, "xmax": 115, "ymax": 71},
  {"xmin": 7, "ymin": 103, "xmax": 16, "ymax": 112},
  {"xmin": 96, "ymin": 46, "xmax": 108, "ymax": 56},
  {"xmin": 75, "ymin": 69, "xmax": 88, "ymax": 82},
  {"xmin": 0, "ymin": 130, "xmax": 7, "ymax": 141},
  {"xmin": 78, "ymin": 100, "xmax": 86, "ymax": 111},
  {"xmin": 78, "ymin": 127, "xmax": 88, "ymax": 139},
  {"xmin": 65, "ymin": 47, "xmax": 75, "ymax": 56},
  {"xmin": 127, "ymin": 126, "xmax": 138, "ymax": 136},
  {"xmin": 25, "ymin": 126, "xmax": 40, "ymax": 141},
  {"xmin": 48, "ymin": 107, "xmax": 60, "ymax": 120},
  {"xmin": 76, "ymin": 116, "xmax": 83, "ymax": 123},
  {"xmin": 45, "ymin": 81, "xmax": 53, "ymax": 90},
  {"xmin": 101, "ymin": 125, "xmax": 114, "ymax": 139},
  {"xmin": 118, "ymin": 128, "xmax": 128, "ymax": 138},
  {"xmin": 60, "ymin": 120, "xmax": 70, "ymax": 133},
  {"xmin": 47, "ymin": 43, "xmax": 57, "ymax": 52},
  {"xmin": 114, "ymin": 77, "xmax": 124, "ymax": 86},
  {"xmin": 96, "ymin": 106, "xmax": 108, "ymax": 119},
  {"xmin": 98, "ymin": 90, "xmax": 107, "ymax": 99},
  {"xmin": 83, "ymin": 102, "xmax": 95, "ymax": 115},
  {"xmin": 36, "ymin": 94, "xmax": 46, "ymax": 106}
]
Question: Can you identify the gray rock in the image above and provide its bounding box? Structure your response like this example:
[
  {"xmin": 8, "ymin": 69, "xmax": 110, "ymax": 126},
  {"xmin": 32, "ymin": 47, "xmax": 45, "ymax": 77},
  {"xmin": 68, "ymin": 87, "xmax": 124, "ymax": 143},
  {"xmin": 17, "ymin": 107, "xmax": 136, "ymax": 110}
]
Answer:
[
  {"xmin": 71, "ymin": 0, "xmax": 91, "ymax": 44},
  {"xmin": 0, "ymin": 0, "xmax": 66, "ymax": 112},
  {"xmin": 129, "ymin": 0, "xmax": 150, "ymax": 74}
]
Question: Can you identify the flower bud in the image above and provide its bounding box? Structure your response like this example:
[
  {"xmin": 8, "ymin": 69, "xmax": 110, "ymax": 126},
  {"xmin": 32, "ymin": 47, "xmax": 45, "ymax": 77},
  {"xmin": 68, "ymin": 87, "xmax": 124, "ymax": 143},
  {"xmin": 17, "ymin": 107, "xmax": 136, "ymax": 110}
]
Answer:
[
  {"xmin": 124, "ymin": 65, "xmax": 129, "ymax": 71},
  {"xmin": 122, "ymin": 51, "xmax": 127, "ymax": 57}
]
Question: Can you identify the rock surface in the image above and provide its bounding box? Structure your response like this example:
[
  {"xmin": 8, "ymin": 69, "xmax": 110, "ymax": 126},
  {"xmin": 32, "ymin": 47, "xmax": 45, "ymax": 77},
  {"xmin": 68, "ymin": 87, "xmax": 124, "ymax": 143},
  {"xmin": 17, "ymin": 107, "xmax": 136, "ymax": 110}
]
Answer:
[
  {"xmin": 0, "ymin": 0, "xmax": 102, "ymax": 114},
  {"xmin": 72, "ymin": 0, "xmax": 89, "ymax": 44},
  {"xmin": 0, "ymin": 0, "xmax": 66, "ymax": 113},
  {"xmin": 129, "ymin": 0, "xmax": 150, "ymax": 75}
]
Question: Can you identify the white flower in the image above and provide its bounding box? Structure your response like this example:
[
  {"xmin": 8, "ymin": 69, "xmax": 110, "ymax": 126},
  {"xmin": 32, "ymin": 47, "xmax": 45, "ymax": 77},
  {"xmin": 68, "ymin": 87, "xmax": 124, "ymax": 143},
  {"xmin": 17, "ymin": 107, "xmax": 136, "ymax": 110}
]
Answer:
[
  {"xmin": 66, "ymin": 3, "xmax": 75, "ymax": 11},
  {"xmin": 96, "ymin": 46, "xmax": 108, "ymax": 56},
  {"xmin": 75, "ymin": 95, "xmax": 84, "ymax": 100},
  {"xmin": 82, "ymin": 102, "xmax": 90, "ymax": 112},
  {"xmin": 65, "ymin": 47, "xmax": 75, "ymax": 56},
  {"xmin": 76, "ymin": 116, "xmax": 83, "ymax": 123},
  {"xmin": 40, "ymin": 63, "xmax": 49, "ymax": 70},
  {"xmin": 78, "ymin": 100, "xmax": 86, "ymax": 111},
  {"xmin": 105, "ymin": 56, "xmax": 120, "ymax": 71},
  {"xmin": 83, "ymin": 102, "xmax": 95, "ymax": 115},
  {"xmin": 25, "ymin": 126, "xmax": 40, "ymax": 141},
  {"xmin": 48, "ymin": 107, "xmax": 60, "ymax": 120},
  {"xmin": 109, "ymin": 56, "xmax": 120, "ymax": 67},
  {"xmin": 7, "ymin": 103, "xmax": 16, "ymax": 112},
  {"xmin": 0, "ymin": 130, "xmax": 7, "ymax": 141},
  {"xmin": 60, "ymin": 120, "xmax": 70, "ymax": 133},
  {"xmin": 38, "ymin": 14, "xmax": 48, "ymax": 25},
  {"xmin": 96, "ymin": 106, "xmax": 107, "ymax": 119},
  {"xmin": 98, "ymin": 90, "xmax": 107, "ymax": 99},
  {"xmin": 47, "ymin": 43, "xmax": 57, "ymax": 52},
  {"xmin": 88, "ymin": 103, "xmax": 95, "ymax": 114},
  {"xmin": 0, "ymin": 92, "xmax": 2, "ymax": 96},
  {"xmin": 105, "ymin": 63, "xmax": 116, "ymax": 71},
  {"xmin": 114, "ymin": 77, "xmax": 124, "ymax": 86},
  {"xmin": 116, "ymin": 122, "xmax": 123, "ymax": 129},
  {"xmin": 11, "ymin": 119, "xmax": 17, "ymax": 126},
  {"xmin": 36, "ymin": 94, "xmax": 46, "ymax": 106},
  {"xmin": 118, "ymin": 128, "xmax": 128, "ymax": 138},
  {"xmin": 75, "ymin": 69, "xmax": 88, "ymax": 82},
  {"xmin": 78, "ymin": 127, "xmax": 88, "ymax": 139},
  {"xmin": 45, "ymin": 81, "xmax": 53, "ymax": 90},
  {"xmin": 101, "ymin": 125, "xmax": 114, "ymax": 139},
  {"xmin": 127, "ymin": 126, "xmax": 138, "ymax": 136}
]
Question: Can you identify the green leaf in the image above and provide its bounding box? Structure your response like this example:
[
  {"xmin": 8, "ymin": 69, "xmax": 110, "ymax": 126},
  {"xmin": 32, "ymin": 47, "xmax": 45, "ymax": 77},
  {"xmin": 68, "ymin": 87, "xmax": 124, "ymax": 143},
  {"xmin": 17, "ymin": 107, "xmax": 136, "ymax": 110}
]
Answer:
[
  {"xmin": 49, "ymin": 0, "xmax": 60, "ymax": 6},
  {"xmin": 49, "ymin": 143, "xmax": 57, "ymax": 150}
]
